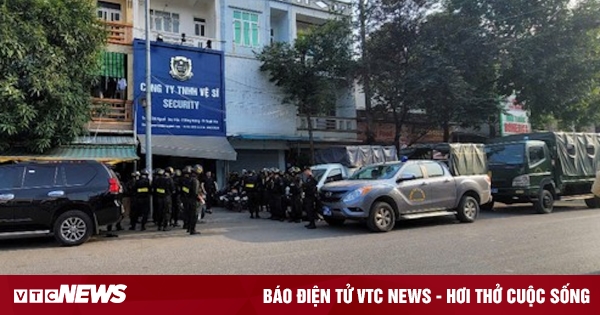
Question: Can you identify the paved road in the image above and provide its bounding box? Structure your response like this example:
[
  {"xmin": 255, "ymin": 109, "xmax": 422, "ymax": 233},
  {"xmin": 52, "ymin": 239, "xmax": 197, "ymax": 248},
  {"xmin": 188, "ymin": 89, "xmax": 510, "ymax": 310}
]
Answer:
[{"xmin": 1, "ymin": 202, "xmax": 599, "ymax": 275}]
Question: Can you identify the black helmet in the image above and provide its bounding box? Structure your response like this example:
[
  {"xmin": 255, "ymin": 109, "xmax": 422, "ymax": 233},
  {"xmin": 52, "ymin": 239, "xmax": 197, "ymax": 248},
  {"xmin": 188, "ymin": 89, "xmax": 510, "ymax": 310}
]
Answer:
[
  {"xmin": 193, "ymin": 164, "xmax": 203, "ymax": 174},
  {"xmin": 157, "ymin": 168, "xmax": 165, "ymax": 176},
  {"xmin": 183, "ymin": 166, "xmax": 192, "ymax": 174},
  {"xmin": 165, "ymin": 167, "xmax": 174, "ymax": 175},
  {"xmin": 141, "ymin": 169, "xmax": 150, "ymax": 176}
]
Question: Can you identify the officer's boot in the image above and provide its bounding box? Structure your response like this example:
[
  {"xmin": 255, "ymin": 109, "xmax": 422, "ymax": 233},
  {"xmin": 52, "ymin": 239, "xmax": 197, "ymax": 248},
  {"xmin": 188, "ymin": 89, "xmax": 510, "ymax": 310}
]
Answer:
[{"xmin": 305, "ymin": 220, "xmax": 316, "ymax": 229}]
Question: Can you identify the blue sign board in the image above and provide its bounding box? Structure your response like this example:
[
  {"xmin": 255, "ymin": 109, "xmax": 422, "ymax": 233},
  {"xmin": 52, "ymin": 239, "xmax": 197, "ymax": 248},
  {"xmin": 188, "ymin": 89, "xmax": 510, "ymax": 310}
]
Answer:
[{"xmin": 133, "ymin": 39, "xmax": 225, "ymax": 136}]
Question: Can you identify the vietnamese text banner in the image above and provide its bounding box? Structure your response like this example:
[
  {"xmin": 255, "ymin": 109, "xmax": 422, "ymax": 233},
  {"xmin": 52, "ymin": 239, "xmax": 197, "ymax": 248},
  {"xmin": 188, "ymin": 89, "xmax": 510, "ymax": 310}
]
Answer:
[{"xmin": 1, "ymin": 275, "xmax": 597, "ymax": 315}]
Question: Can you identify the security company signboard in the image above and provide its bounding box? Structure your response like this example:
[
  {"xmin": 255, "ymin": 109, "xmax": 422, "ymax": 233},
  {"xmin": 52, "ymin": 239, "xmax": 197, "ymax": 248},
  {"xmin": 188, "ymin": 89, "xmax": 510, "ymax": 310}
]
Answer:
[
  {"xmin": 500, "ymin": 94, "xmax": 531, "ymax": 136},
  {"xmin": 133, "ymin": 39, "xmax": 225, "ymax": 137}
]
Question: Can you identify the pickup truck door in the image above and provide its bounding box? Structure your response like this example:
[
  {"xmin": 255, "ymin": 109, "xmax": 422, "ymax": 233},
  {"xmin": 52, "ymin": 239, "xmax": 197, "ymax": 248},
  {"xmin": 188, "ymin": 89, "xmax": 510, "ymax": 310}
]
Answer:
[
  {"xmin": 395, "ymin": 164, "xmax": 428, "ymax": 213},
  {"xmin": 422, "ymin": 162, "xmax": 457, "ymax": 210}
]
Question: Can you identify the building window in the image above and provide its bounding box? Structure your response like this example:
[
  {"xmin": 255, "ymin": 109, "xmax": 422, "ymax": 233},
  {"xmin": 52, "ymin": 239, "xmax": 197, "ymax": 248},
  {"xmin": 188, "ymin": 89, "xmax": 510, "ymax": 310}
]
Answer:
[
  {"xmin": 150, "ymin": 10, "xmax": 180, "ymax": 34},
  {"xmin": 194, "ymin": 17, "xmax": 206, "ymax": 37},
  {"xmin": 233, "ymin": 10, "xmax": 260, "ymax": 48},
  {"xmin": 97, "ymin": 1, "xmax": 121, "ymax": 22}
]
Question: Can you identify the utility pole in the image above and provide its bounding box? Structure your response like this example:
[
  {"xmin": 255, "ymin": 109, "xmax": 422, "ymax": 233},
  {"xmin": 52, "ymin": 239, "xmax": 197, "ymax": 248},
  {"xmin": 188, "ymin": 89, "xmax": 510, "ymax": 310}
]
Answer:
[
  {"xmin": 144, "ymin": 0, "xmax": 153, "ymax": 176},
  {"xmin": 358, "ymin": 0, "xmax": 375, "ymax": 144},
  {"xmin": 145, "ymin": 0, "xmax": 154, "ymax": 220}
]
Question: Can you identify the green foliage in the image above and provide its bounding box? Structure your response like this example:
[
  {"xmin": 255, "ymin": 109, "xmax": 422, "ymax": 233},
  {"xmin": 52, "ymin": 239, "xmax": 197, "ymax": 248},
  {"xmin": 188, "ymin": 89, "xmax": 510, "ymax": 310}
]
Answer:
[
  {"xmin": 0, "ymin": 0, "xmax": 107, "ymax": 153},
  {"xmin": 257, "ymin": 18, "xmax": 354, "ymax": 115},
  {"xmin": 365, "ymin": 0, "xmax": 600, "ymax": 138}
]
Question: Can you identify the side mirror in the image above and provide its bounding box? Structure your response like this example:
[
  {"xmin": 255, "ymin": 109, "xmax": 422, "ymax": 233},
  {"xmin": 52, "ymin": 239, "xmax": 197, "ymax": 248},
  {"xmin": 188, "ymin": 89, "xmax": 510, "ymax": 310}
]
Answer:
[{"xmin": 396, "ymin": 174, "xmax": 416, "ymax": 183}]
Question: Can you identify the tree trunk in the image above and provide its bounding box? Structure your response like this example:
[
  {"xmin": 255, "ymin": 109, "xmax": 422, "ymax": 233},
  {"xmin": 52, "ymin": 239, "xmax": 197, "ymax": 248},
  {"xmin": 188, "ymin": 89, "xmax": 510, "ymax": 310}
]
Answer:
[
  {"xmin": 392, "ymin": 106, "xmax": 402, "ymax": 158},
  {"xmin": 359, "ymin": 0, "xmax": 375, "ymax": 144},
  {"xmin": 306, "ymin": 112, "xmax": 316, "ymax": 165},
  {"xmin": 443, "ymin": 120, "xmax": 451, "ymax": 142}
]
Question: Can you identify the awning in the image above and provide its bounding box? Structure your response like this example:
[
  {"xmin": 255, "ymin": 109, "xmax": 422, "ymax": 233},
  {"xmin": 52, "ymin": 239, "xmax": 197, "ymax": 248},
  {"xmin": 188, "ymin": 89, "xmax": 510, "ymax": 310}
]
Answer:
[
  {"xmin": 0, "ymin": 136, "xmax": 138, "ymax": 165},
  {"xmin": 0, "ymin": 146, "xmax": 138, "ymax": 165},
  {"xmin": 138, "ymin": 135, "xmax": 237, "ymax": 161}
]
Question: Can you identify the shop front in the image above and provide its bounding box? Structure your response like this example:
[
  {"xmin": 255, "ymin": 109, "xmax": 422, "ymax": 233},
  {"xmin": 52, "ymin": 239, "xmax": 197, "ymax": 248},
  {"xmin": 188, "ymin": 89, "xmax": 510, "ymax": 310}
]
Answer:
[{"xmin": 133, "ymin": 39, "xmax": 236, "ymax": 187}]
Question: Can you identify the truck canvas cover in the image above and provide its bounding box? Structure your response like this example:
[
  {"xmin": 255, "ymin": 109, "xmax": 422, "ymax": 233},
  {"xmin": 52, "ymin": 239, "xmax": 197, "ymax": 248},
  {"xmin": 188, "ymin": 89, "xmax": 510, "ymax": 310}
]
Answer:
[
  {"xmin": 488, "ymin": 132, "xmax": 600, "ymax": 178},
  {"xmin": 399, "ymin": 143, "xmax": 487, "ymax": 176},
  {"xmin": 314, "ymin": 146, "xmax": 398, "ymax": 168}
]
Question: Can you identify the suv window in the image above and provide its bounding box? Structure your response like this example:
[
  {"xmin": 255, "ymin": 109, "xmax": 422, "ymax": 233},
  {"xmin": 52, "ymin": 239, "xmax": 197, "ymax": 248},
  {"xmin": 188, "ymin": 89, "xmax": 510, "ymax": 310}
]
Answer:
[
  {"xmin": 400, "ymin": 164, "xmax": 423, "ymax": 180},
  {"xmin": 0, "ymin": 167, "xmax": 19, "ymax": 190},
  {"xmin": 23, "ymin": 165, "xmax": 57, "ymax": 188},
  {"xmin": 424, "ymin": 162, "xmax": 444, "ymax": 177},
  {"xmin": 64, "ymin": 164, "xmax": 97, "ymax": 186},
  {"xmin": 528, "ymin": 146, "xmax": 545, "ymax": 165}
]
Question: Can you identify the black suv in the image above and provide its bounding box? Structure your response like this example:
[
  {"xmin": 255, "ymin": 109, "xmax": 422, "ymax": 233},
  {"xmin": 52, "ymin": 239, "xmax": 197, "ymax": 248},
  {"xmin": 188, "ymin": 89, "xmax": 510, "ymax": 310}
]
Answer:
[{"xmin": 0, "ymin": 161, "xmax": 123, "ymax": 246}]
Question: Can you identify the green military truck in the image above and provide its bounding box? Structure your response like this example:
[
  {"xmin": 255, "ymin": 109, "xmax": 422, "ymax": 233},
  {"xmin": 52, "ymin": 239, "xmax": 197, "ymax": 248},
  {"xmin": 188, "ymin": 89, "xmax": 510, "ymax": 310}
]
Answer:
[{"xmin": 484, "ymin": 132, "xmax": 600, "ymax": 213}]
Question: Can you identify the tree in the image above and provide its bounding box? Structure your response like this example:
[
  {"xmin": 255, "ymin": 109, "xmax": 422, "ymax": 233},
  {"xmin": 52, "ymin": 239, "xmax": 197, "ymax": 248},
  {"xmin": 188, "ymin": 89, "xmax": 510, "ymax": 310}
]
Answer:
[
  {"xmin": 415, "ymin": 6, "xmax": 501, "ymax": 141},
  {"xmin": 447, "ymin": 0, "xmax": 600, "ymax": 130},
  {"xmin": 257, "ymin": 18, "xmax": 354, "ymax": 164},
  {"xmin": 366, "ymin": 0, "xmax": 436, "ymax": 150},
  {"xmin": 0, "ymin": 0, "xmax": 107, "ymax": 153},
  {"xmin": 355, "ymin": 0, "xmax": 382, "ymax": 144}
]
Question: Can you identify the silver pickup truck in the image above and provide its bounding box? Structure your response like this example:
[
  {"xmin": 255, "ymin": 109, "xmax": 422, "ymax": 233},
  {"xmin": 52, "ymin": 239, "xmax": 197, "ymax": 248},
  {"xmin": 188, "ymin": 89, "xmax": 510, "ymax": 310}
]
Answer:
[{"xmin": 318, "ymin": 160, "xmax": 492, "ymax": 232}]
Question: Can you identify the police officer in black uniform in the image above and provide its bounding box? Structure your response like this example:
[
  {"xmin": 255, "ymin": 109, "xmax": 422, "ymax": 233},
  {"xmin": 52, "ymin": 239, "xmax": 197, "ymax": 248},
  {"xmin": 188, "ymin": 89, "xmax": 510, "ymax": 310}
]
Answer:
[
  {"xmin": 130, "ymin": 169, "xmax": 152, "ymax": 231},
  {"xmin": 170, "ymin": 169, "xmax": 183, "ymax": 227},
  {"xmin": 181, "ymin": 165, "xmax": 201, "ymax": 235},
  {"xmin": 153, "ymin": 168, "xmax": 174, "ymax": 231},
  {"xmin": 302, "ymin": 167, "xmax": 318, "ymax": 229},
  {"xmin": 269, "ymin": 170, "xmax": 286, "ymax": 221},
  {"xmin": 288, "ymin": 167, "xmax": 303, "ymax": 223},
  {"xmin": 244, "ymin": 170, "xmax": 261, "ymax": 219}
]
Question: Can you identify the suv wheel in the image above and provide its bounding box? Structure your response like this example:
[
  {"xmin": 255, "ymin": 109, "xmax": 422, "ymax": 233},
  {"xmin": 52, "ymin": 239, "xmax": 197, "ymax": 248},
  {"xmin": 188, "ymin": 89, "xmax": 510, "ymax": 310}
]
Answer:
[
  {"xmin": 53, "ymin": 210, "xmax": 93, "ymax": 246},
  {"xmin": 456, "ymin": 195, "xmax": 479, "ymax": 223},
  {"xmin": 367, "ymin": 202, "xmax": 396, "ymax": 232}
]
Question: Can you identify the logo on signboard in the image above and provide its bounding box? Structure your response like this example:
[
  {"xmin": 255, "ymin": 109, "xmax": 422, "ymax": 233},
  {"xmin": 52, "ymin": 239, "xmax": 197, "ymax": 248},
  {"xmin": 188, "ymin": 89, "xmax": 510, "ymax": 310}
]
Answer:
[{"xmin": 169, "ymin": 56, "xmax": 193, "ymax": 81}]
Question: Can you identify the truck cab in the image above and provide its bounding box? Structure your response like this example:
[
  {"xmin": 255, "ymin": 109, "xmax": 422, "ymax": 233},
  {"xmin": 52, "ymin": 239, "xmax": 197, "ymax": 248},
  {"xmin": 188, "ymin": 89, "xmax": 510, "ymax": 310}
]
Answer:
[
  {"xmin": 486, "ymin": 140, "xmax": 553, "ymax": 207},
  {"xmin": 485, "ymin": 132, "xmax": 600, "ymax": 213}
]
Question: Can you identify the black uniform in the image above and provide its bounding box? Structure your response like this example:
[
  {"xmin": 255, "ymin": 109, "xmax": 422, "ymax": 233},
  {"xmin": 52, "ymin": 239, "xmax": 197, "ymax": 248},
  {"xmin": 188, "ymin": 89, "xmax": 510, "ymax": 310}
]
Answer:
[
  {"xmin": 131, "ymin": 176, "xmax": 152, "ymax": 230},
  {"xmin": 153, "ymin": 174, "xmax": 175, "ymax": 230},
  {"xmin": 289, "ymin": 174, "xmax": 303, "ymax": 223},
  {"xmin": 303, "ymin": 173, "xmax": 318, "ymax": 229},
  {"xmin": 181, "ymin": 174, "xmax": 201, "ymax": 235},
  {"xmin": 171, "ymin": 175, "xmax": 182, "ymax": 226},
  {"xmin": 244, "ymin": 173, "xmax": 261, "ymax": 219},
  {"xmin": 269, "ymin": 175, "xmax": 286, "ymax": 221}
]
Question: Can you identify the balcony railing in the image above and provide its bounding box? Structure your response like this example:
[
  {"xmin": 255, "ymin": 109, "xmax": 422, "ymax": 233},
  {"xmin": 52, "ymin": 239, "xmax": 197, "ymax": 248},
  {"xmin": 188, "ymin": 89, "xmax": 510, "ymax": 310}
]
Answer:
[
  {"xmin": 91, "ymin": 98, "xmax": 133, "ymax": 122},
  {"xmin": 103, "ymin": 21, "xmax": 133, "ymax": 45},
  {"xmin": 297, "ymin": 116, "xmax": 358, "ymax": 132},
  {"xmin": 155, "ymin": 33, "xmax": 220, "ymax": 50}
]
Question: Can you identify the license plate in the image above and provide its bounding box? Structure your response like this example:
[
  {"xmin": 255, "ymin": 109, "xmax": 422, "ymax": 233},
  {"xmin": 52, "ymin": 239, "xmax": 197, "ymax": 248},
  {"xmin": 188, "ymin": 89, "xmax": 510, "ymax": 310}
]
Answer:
[
  {"xmin": 322, "ymin": 206, "xmax": 332, "ymax": 216},
  {"xmin": 491, "ymin": 188, "xmax": 498, "ymax": 193}
]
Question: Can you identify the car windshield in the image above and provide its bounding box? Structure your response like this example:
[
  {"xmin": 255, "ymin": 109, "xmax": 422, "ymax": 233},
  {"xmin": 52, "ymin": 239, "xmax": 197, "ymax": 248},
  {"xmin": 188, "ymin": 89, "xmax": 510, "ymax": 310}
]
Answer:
[
  {"xmin": 486, "ymin": 143, "xmax": 525, "ymax": 165},
  {"xmin": 349, "ymin": 163, "xmax": 403, "ymax": 180},
  {"xmin": 312, "ymin": 169, "xmax": 326, "ymax": 182}
]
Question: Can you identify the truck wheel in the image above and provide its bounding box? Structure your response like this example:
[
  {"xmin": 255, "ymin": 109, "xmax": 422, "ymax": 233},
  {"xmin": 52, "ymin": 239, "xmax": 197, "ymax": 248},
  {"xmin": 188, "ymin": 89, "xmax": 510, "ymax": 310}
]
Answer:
[
  {"xmin": 480, "ymin": 201, "xmax": 494, "ymax": 211},
  {"xmin": 367, "ymin": 202, "xmax": 396, "ymax": 232},
  {"xmin": 456, "ymin": 195, "xmax": 479, "ymax": 223},
  {"xmin": 534, "ymin": 189, "xmax": 554, "ymax": 214},
  {"xmin": 584, "ymin": 197, "xmax": 600, "ymax": 209},
  {"xmin": 324, "ymin": 217, "xmax": 345, "ymax": 226},
  {"xmin": 53, "ymin": 210, "xmax": 93, "ymax": 246}
]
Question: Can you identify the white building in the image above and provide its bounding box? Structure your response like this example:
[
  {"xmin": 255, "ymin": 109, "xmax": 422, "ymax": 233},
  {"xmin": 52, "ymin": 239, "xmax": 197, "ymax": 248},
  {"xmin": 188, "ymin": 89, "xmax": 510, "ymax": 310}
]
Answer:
[{"xmin": 121, "ymin": 0, "xmax": 358, "ymax": 183}]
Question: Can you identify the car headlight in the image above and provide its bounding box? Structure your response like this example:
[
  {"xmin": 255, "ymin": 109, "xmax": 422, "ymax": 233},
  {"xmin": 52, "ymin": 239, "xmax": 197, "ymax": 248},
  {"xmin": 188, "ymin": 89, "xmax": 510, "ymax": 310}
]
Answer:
[
  {"xmin": 512, "ymin": 175, "xmax": 530, "ymax": 187},
  {"xmin": 342, "ymin": 187, "xmax": 373, "ymax": 203}
]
